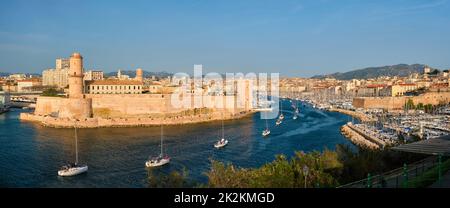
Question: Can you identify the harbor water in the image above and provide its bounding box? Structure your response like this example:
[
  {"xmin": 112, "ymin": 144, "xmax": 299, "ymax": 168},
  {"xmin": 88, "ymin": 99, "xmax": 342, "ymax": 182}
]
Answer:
[{"xmin": 0, "ymin": 100, "xmax": 355, "ymax": 187}]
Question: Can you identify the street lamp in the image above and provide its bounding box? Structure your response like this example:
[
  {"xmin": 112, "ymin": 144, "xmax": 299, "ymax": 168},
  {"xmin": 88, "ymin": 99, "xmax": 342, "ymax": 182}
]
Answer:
[{"xmin": 303, "ymin": 165, "xmax": 309, "ymax": 188}]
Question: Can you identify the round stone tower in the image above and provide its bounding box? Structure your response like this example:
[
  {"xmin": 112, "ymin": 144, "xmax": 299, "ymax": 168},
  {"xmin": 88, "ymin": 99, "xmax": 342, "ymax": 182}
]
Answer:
[
  {"xmin": 136, "ymin": 68, "xmax": 143, "ymax": 82},
  {"xmin": 69, "ymin": 52, "xmax": 84, "ymax": 98}
]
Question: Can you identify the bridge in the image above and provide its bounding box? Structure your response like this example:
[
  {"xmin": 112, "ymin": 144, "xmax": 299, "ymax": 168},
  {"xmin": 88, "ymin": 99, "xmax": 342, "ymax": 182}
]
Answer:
[
  {"xmin": 1, "ymin": 91, "xmax": 40, "ymax": 108},
  {"xmin": 0, "ymin": 91, "xmax": 43, "ymax": 96}
]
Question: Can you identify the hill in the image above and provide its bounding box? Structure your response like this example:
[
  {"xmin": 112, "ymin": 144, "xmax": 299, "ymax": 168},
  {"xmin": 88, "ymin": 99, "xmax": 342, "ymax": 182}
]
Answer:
[
  {"xmin": 0, "ymin": 72, "xmax": 41, "ymax": 77},
  {"xmin": 312, "ymin": 64, "xmax": 432, "ymax": 80}
]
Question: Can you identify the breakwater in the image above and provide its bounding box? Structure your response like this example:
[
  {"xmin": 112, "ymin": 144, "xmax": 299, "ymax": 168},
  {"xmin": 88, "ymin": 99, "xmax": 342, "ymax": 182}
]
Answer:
[
  {"xmin": 20, "ymin": 110, "xmax": 254, "ymax": 128},
  {"xmin": 340, "ymin": 124, "xmax": 380, "ymax": 149},
  {"xmin": 329, "ymin": 108, "xmax": 376, "ymax": 122}
]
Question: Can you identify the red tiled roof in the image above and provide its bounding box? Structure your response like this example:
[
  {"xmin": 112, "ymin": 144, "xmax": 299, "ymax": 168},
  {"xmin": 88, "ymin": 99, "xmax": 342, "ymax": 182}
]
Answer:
[
  {"xmin": 366, "ymin": 84, "xmax": 387, "ymax": 88},
  {"xmin": 431, "ymin": 83, "xmax": 449, "ymax": 88}
]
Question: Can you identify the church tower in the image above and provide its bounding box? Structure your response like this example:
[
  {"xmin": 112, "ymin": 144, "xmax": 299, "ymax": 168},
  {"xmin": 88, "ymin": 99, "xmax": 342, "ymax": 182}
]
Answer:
[{"xmin": 69, "ymin": 52, "xmax": 84, "ymax": 98}]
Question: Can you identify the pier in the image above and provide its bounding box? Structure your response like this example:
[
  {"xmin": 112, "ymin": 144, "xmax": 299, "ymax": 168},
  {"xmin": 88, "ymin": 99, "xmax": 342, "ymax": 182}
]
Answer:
[
  {"xmin": 341, "ymin": 124, "xmax": 380, "ymax": 149},
  {"xmin": 329, "ymin": 108, "xmax": 376, "ymax": 122}
]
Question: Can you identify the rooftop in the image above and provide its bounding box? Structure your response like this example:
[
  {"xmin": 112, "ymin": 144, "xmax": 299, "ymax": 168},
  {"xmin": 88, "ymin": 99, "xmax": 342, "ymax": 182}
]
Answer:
[
  {"xmin": 392, "ymin": 135, "xmax": 450, "ymax": 156},
  {"xmin": 85, "ymin": 79, "xmax": 143, "ymax": 85}
]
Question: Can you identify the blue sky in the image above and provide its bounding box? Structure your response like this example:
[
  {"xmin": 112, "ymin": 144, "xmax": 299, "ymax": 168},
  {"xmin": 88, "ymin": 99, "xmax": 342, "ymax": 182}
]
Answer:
[{"xmin": 1, "ymin": 0, "xmax": 450, "ymax": 77}]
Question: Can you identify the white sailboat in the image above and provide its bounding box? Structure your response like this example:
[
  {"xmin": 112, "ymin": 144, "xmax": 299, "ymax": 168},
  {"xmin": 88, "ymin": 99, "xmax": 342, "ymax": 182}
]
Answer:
[
  {"xmin": 146, "ymin": 123, "xmax": 170, "ymax": 167},
  {"xmin": 275, "ymin": 119, "xmax": 282, "ymax": 126},
  {"xmin": 214, "ymin": 113, "xmax": 228, "ymax": 149},
  {"xmin": 58, "ymin": 124, "xmax": 88, "ymax": 177},
  {"xmin": 262, "ymin": 129, "xmax": 271, "ymax": 137}
]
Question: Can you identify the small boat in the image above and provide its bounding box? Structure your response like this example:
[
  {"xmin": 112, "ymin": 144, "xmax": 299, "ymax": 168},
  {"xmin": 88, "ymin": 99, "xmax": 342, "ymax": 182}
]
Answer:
[
  {"xmin": 276, "ymin": 119, "xmax": 282, "ymax": 126},
  {"xmin": 214, "ymin": 138, "xmax": 228, "ymax": 148},
  {"xmin": 295, "ymin": 108, "xmax": 299, "ymax": 114},
  {"xmin": 262, "ymin": 129, "xmax": 271, "ymax": 137},
  {"xmin": 279, "ymin": 113, "xmax": 284, "ymax": 120},
  {"xmin": 262, "ymin": 115, "xmax": 271, "ymax": 137},
  {"xmin": 146, "ymin": 155, "xmax": 171, "ymax": 167},
  {"xmin": 146, "ymin": 123, "xmax": 170, "ymax": 168},
  {"xmin": 293, "ymin": 114, "xmax": 298, "ymax": 120},
  {"xmin": 58, "ymin": 124, "xmax": 88, "ymax": 177},
  {"xmin": 58, "ymin": 163, "xmax": 88, "ymax": 177}
]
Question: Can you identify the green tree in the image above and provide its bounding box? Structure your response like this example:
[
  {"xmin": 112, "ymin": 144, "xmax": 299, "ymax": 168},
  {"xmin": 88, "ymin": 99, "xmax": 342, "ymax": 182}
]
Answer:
[
  {"xmin": 147, "ymin": 168, "xmax": 196, "ymax": 188},
  {"xmin": 405, "ymin": 99, "xmax": 415, "ymax": 110},
  {"xmin": 41, "ymin": 88, "xmax": 61, "ymax": 97},
  {"xmin": 424, "ymin": 104, "xmax": 434, "ymax": 113},
  {"xmin": 205, "ymin": 150, "xmax": 341, "ymax": 188},
  {"xmin": 416, "ymin": 103, "xmax": 424, "ymax": 110}
]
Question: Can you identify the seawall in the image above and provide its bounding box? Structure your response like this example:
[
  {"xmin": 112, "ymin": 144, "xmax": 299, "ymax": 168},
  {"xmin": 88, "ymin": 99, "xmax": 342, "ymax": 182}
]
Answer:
[
  {"xmin": 329, "ymin": 108, "xmax": 376, "ymax": 122},
  {"xmin": 19, "ymin": 110, "xmax": 254, "ymax": 128},
  {"xmin": 340, "ymin": 124, "xmax": 380, "ymax": 149}
]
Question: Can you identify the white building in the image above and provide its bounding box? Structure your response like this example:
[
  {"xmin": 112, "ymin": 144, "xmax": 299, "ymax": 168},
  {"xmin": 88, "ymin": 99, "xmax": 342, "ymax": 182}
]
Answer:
[
  {"xmin": 84, "ymin": 70, "xmax": 104, "ymax": 81},
  {"xmin": 42, "ymin": 68, "xmax": 69, "ymax": 88},
  {"xmin": 56, "ymin": 58, "xmax": 70, "ymax": 70},
  {"xmin": 8, "ymin": 74, "xmax": 26, "ymax": 80},
  {"xmin": 0, "ymin": 92, "xmax": 10, "ymax": 110},
  {"xmin": 17, "ymin": 79, "xmax": 42, "ymax": 92},
  {"xmin": 117, "ymin": 70, "xmax": 130, "ymax": 80},
  {"xmin": 42, "ymin": 57, "xmax": 72, "ymax": 88}
]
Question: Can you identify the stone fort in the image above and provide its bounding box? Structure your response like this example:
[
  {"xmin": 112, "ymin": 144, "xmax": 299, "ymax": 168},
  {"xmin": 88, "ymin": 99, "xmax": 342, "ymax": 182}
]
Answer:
[{"xmin": 21, "ymin": 53, "xmax": 254, "ymax": 127}]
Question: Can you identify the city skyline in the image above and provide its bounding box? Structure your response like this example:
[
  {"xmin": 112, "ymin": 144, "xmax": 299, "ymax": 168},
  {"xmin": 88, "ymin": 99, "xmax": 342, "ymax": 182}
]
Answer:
[{"xmin": 1, "ymin": 0, "xmax": 450, "ymax": 76}]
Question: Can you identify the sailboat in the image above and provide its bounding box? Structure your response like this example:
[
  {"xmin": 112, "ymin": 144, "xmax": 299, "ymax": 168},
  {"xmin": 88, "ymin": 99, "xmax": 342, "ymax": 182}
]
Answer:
[
  {"xmin": 275, "ymin": 119, "xmax": 282, "ymax": 126},
  {"xmin": 58, "ymin": 124, "xmax": 88, "ymax": 177},
  {"xmin": 146, "ymin": 123, "xmax": 170, "ymax": 167},
  {"xmin": 262, "ymin": 112, "xmax": 271, "ymax": 137},
  {"xmin": 214, "ymin": 112, "xmax": 228, "ymax": 149}
]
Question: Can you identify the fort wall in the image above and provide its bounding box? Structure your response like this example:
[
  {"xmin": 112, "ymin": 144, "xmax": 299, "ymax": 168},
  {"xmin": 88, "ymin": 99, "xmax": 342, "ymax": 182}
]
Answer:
[
  {"xmin": 20, "ymin": 109, "xmax": 252, "ymax": 128},
  {"xmin": 353, "ymin": 92, "xmax": 450, "ymax": 110},
  {"xmin": 34, "ymin": 96, "xmax": 92, "ymax": 118}
]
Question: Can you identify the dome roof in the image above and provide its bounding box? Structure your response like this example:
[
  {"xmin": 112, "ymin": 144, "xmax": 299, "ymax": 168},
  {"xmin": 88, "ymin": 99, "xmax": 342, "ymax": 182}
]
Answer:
[{"xmin": 71, "ymin": 52, "xmax": 83, "ymax": 59}]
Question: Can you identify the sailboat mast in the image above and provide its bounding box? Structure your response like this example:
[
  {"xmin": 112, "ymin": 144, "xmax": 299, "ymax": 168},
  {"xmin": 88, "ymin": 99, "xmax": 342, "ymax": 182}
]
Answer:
[
  {"xmin": 221, "ymin": 112, "xmax": 224, "ymax": 139},
  {"xmin": 265, "ymin": 112, "xmax": 269, "ymax": 129},
  {"xmin": 161, "ymin": 123, "xmax": 163, "ymax": 156},
  {"xmin": 74, "ymin": 124, "xmax": 78, "ymax": 165}
]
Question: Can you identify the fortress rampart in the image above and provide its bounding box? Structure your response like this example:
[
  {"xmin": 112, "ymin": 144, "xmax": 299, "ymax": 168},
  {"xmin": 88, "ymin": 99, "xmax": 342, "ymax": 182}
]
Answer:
[{"xmin": 353, "ymin": 92, "xmax": 450, "ymax": 110}]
